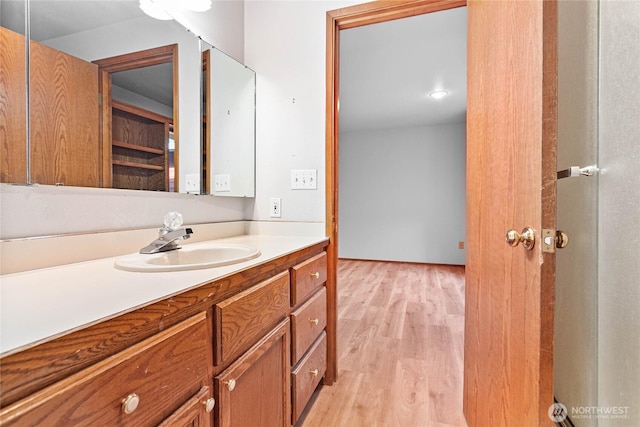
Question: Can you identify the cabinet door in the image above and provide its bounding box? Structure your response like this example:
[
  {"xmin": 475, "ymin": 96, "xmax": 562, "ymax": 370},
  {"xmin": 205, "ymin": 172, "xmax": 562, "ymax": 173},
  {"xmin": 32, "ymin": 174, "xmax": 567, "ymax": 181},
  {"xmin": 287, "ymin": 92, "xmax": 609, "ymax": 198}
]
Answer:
[
  {"xmin": 215, "ymin": 319, "xmax": 290, "ymax": 427},
  {"xmin": 0, "ymin": 313, "xmax": 211, "ymax": 427},
  {"xmin": 159, "ymin": 386, "xmax": 214, "ymax": 427}
]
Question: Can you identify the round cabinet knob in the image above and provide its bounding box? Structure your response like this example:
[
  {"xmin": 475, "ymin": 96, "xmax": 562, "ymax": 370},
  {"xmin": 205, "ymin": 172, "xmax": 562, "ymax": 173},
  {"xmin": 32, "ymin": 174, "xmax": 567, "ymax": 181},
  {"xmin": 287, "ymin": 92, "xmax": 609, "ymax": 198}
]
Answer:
[
  {"xmin": 505, "ymin": 227, "xmax": 535, "ymax": 250},
  {"xmin": 224, "ymin": 379, "xmax": 236, "ymax": 392},
  {"xmin": 309, "ymin": 272, "xmax": 320, "ymax": 279},
  {"xmin": 309, "ymin": 318, "xmax": 319, "ymax": 326},
  {"xmin": 309, "ymin": 368, "xmax": 319, "ymax": 377},
  {"xmin": 203, "ymin": 397, "xmax": 216, "ymax": 413},
  {"xmin": 122, "ymin": 393, "xmax": 140, "ymax": 415}
]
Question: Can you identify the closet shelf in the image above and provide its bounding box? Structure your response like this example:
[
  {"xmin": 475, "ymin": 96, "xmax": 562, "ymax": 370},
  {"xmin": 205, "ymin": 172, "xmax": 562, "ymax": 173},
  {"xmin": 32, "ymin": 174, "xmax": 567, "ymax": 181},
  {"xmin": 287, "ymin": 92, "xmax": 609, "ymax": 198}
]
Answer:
[
  {"xmin": 112, "ymin": 160, "xmax": 165, "ymax": 171},
  {"xmin": 112, "ymin": 140, "xmax": 165, "ymax": 155}
]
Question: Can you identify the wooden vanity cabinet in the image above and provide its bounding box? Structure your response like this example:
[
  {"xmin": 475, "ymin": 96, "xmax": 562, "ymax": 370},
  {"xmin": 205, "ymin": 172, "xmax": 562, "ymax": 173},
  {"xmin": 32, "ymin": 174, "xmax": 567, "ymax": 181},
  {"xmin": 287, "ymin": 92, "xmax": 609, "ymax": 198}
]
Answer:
[
  {"xmin": 289, "ymin": 252, "xmax": 328, "ymax": 425},
  {"xmin": 0, "ymin": 313, "xmax": 213, "ymax": 427},
  {"xmin": 0, "ymin": 241, "xmax": 331, "ymax": 427},
  {"xmin": 215, "ymin": 320, "xmax": 291, "ymax": 427},
  {"xmin": 214, "ymin": 271, "xmax": 290, "ymax": 366},
  {"xmin": 159, "ymin": 386, "xmax": 215, "ymax": 427}
]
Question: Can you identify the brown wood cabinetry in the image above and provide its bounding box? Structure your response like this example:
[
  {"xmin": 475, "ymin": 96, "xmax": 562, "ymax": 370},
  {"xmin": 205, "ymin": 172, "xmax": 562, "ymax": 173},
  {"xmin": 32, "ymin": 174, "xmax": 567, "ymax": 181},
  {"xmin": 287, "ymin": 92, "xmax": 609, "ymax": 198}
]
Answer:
[
  {"xmin": 290, "ymin": 252, "xmax": 327, "ymax": 306},
  {"xmin": 111, "ymin": 100, "xmax": 171, "ymax": 191},
  {"xmin": 215, "ymin": 271, "xmax": 290, "ymax": 366},
  {"xmin": 215, "ymin": 320, "xmax": 291, "ymax": 427},
  {"xmin": 289, "ymin": 252, "xmax": 328, "ymax": 425},
  {"xmin": 0, "ymin": 27, "xmax": 100, "ymax": 187},
  {"xmin": 159, "ymin": 386, "xmax": 215, "ymax": 427},
  {"xmin": 0, "ymin": 241, "xmax": 330, "ymax": 427},
  {"xmin": 0, "ymin": 313, "xmax": 213, "ymax": 426}
]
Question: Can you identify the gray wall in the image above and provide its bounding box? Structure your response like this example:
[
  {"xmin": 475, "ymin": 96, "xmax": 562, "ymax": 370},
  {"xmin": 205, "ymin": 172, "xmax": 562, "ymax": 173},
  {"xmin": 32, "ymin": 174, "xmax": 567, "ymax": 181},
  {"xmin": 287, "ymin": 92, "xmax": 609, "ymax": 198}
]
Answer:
[
  {"xmin": 598, "ymin": 1, "xmax": 640, "ymax": 425},
  {"xmin": 554, "ymin": 0, "xmax": 599, "ymax": 423},
  {"xmin": 338, "ymin": 123, "xmax": 466, "ymax": 265},
  {"xmin": 555, "ymin": 1, "xmax": 640, "ymax": 425}
]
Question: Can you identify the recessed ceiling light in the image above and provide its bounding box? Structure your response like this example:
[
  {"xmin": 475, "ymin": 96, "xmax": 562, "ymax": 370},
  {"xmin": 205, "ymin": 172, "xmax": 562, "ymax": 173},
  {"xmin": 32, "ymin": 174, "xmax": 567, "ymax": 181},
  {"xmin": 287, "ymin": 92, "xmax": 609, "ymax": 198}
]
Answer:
[{"xmin": 429, "ymin": 91, "xmax": 448, "ymax": 99}]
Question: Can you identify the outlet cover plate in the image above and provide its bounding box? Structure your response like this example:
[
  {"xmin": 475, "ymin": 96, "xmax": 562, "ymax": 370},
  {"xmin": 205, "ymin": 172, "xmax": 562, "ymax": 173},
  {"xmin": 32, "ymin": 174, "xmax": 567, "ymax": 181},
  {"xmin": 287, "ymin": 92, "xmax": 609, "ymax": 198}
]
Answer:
[{"xmin": 270, "ymin": 197, "xmax": 281, "ymax": 218}]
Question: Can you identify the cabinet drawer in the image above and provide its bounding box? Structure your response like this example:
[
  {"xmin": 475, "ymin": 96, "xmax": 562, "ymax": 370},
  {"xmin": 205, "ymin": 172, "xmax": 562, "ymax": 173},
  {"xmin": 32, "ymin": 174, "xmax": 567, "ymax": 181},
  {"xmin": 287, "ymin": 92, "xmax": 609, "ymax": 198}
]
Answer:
[
  {"xmin": 215, "ymin": 271, "xmax": 290, "ymax": 365},
  {"xmin": 0, "ymin": 313, "xmax": 211, "ymax": 427},
  {"xmin": 290, "ymin": 252, "xmax": 327, "ymax": 306},
  {"xmin": 290, "ymin": 287, "xmax": 326, "ymax": 365},
  {"xmin": 291, "ymin": 332, "xmax": 327, "ymax": 425}
]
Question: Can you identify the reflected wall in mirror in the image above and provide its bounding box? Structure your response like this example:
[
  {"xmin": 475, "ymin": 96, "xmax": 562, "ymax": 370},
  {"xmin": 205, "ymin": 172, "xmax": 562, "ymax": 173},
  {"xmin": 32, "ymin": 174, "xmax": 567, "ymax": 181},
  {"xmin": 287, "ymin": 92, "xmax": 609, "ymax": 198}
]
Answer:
[
  {"xmin": 203, "ymin": 46, "xmax": 256, "ymax": 197},
  {"xmin": 0, "ymin": 0, "xmax": 201, "ymax": 193}
]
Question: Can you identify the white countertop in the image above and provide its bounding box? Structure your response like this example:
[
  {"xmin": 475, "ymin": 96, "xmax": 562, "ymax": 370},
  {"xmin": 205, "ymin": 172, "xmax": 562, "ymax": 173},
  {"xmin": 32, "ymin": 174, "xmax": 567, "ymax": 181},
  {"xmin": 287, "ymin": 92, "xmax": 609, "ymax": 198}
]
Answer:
[{"xmin": 0, "ymin": 234, "xmax": 328, "ymax": 357}]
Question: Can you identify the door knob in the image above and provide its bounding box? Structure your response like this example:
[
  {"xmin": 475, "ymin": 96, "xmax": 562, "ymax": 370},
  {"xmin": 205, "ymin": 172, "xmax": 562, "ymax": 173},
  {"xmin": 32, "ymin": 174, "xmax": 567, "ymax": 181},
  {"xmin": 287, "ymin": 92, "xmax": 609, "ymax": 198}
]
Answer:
[{"xmin": 505, "ymin": 227, "xmax": 535, "ymax": 250}]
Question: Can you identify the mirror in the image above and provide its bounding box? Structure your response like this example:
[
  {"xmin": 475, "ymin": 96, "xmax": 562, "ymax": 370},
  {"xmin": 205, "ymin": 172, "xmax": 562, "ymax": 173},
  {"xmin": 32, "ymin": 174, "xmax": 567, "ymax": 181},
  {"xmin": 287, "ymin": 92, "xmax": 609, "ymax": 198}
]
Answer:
[
  {"xmin": 203, "ymin": 45, "xmax": 256, "ymax": 197},
  {"xmin": 0, "ymin": 0, "xmax": 256, "ymax": 196}
]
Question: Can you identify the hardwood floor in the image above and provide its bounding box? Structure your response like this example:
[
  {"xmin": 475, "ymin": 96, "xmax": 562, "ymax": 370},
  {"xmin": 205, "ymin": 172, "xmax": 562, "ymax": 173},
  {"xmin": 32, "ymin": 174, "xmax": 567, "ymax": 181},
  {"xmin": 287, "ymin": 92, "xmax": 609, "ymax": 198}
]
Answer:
[{"xmin": 300, "ymin": 259, "xmax": 467, "ymax": 427}]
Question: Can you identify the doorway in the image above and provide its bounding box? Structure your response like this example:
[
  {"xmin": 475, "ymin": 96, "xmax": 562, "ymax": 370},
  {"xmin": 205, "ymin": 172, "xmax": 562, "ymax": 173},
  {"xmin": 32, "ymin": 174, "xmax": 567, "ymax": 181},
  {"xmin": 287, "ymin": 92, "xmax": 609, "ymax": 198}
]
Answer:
[{"xmin": 326, "ymin": 0, "xmax": 558, "ymax": 424}]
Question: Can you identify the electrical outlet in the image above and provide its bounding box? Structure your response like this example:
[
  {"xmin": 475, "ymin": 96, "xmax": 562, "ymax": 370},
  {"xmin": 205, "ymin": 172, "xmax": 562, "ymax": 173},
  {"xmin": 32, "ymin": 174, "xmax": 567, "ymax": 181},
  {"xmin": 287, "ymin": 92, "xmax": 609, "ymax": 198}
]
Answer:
[{"xmin": 270, "ymin": 197, "xmax": 281, "ymax": 218}]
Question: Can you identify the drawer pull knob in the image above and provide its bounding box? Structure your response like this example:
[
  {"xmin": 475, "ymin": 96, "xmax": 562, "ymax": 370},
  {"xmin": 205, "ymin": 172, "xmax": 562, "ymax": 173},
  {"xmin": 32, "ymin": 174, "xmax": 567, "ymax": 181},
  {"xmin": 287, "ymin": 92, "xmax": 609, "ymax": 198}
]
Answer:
[
  {"xmin": 122, "ymin": 393, "xmax": 140, "ymax": 414},
  {"xmin": 203, "ymin": 397, "xmax": 216, "ymax": 413},
  {"xmin": 309, "ymin": 272, "xmax": 320, "ymax": 279},
  {"xmin": 309, "ymin": 318, "xmax": 319, "ymax": 325},
  {"xmin": 224, "ymin": 379, "xmax": 236, "ymax": 392},
  {"xmin": 309, "ymin": 368, "xmax": 319, "ymax": 377}
]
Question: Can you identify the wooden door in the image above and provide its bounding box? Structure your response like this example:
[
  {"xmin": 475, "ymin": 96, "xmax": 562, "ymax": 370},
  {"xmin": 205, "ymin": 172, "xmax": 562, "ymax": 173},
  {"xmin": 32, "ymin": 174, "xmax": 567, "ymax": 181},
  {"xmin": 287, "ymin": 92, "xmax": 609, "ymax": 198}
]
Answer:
[
  {"xmin": 326, "ymin": 0, "xmax": 557, "ymax": 424},
  {"xmin": 214, "ymin": 319, "xmax": 290, "ymax": 427},
  {"xmin": 463, "ymin": 0, "xmax": 557, "ymax": 425},
  {"xmin": 159, "ymin": 386, "xmax": 213, "ymax": 427}
]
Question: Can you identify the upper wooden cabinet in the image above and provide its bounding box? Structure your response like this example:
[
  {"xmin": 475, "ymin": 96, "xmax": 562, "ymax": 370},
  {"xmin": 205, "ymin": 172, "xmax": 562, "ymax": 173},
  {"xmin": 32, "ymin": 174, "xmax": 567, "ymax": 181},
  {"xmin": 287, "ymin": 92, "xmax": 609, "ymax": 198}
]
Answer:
[{"xmin": 0, "ymin": 27, "xmax": 100, "ymax": 187}]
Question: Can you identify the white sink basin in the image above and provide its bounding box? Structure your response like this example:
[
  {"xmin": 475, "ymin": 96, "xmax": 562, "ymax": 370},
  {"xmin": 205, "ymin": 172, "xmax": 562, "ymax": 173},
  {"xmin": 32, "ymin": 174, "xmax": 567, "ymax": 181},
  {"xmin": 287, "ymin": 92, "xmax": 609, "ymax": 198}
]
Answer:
[{"xmin": 114, "ymin": 242, "xmax": 261, "ymax": 272}]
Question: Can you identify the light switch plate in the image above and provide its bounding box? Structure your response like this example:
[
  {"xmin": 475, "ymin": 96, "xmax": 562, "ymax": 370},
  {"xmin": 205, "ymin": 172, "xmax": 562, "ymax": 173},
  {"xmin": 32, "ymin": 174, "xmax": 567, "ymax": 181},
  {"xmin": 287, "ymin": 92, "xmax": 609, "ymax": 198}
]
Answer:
[
  {"xmin": 291, "ymin": 169, "xmax": 317, "ymax": 190},
  {"xmin": 185, "ymin": 174, "xmax": 200, "ymax": 193},
  {"xmin": 214, "ymin": 174, "xmax": 231, "ymax": 192}
]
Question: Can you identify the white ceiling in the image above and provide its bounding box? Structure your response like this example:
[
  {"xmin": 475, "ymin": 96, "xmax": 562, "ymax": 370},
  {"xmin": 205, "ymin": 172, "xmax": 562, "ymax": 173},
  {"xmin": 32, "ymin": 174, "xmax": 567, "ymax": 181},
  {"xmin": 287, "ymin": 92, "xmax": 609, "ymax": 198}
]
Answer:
[
  {"xmin": 339, "ymin": 6, "xmax": 467, "ymax": 133},
  {"xmin": 1, "ymin": 0, "xmax": 173, "ymax": 107}
]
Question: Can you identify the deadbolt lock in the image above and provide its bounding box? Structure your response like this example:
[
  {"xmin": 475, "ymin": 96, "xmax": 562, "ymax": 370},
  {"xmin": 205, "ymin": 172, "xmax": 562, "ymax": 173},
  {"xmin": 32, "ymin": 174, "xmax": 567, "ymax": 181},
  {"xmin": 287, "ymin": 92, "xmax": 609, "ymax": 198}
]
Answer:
[{"xmin": 505, "ymin": 227, "xmax": 535, "ymax": 250}]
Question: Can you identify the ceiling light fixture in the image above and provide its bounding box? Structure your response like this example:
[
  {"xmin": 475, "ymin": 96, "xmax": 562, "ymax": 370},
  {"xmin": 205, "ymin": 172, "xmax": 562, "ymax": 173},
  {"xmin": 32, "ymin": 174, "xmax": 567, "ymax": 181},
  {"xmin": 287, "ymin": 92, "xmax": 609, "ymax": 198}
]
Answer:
[
  {"xmin": 139, "ymin": 0, "xmax": 173, "ymax": 20},
  {"xmin": 140, "ymin": 0, "xmax": 212, "ymax": 21},
  {"xmin": 429, "ymin": 90, "xmax": 449, "ymax": 99}
]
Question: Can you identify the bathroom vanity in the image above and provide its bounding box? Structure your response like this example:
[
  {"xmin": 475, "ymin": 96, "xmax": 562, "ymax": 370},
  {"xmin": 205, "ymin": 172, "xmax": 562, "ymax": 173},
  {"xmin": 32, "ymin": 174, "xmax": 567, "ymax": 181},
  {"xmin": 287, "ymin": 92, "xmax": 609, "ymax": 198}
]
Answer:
[{"xmin": 0, "ymin": 234, "xmax": 329, "ymax": 426}]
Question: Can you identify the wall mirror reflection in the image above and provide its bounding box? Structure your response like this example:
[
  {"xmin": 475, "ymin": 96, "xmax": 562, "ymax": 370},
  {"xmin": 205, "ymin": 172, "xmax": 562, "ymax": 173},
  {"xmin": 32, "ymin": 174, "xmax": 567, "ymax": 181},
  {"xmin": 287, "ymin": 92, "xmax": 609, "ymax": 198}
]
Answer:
[
  {"xmin": 0, "ymin": 0, "xmax": 196, "ymax": 192},
  {"xmin": 0, "ymin": 0, "xmax": 256, "ymax": 196},
  {"xmin": 202, "ymin": 45, "xmax": 256, "ymax": 197}
]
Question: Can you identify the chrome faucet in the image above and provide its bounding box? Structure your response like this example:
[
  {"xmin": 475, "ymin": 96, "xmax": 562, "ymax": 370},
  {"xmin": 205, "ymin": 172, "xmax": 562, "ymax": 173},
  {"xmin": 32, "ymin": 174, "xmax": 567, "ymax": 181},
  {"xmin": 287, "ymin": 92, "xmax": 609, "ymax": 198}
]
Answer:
[{"xmin": 139, "ymin": 212, "xmax": 193, "ymax": 254}]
